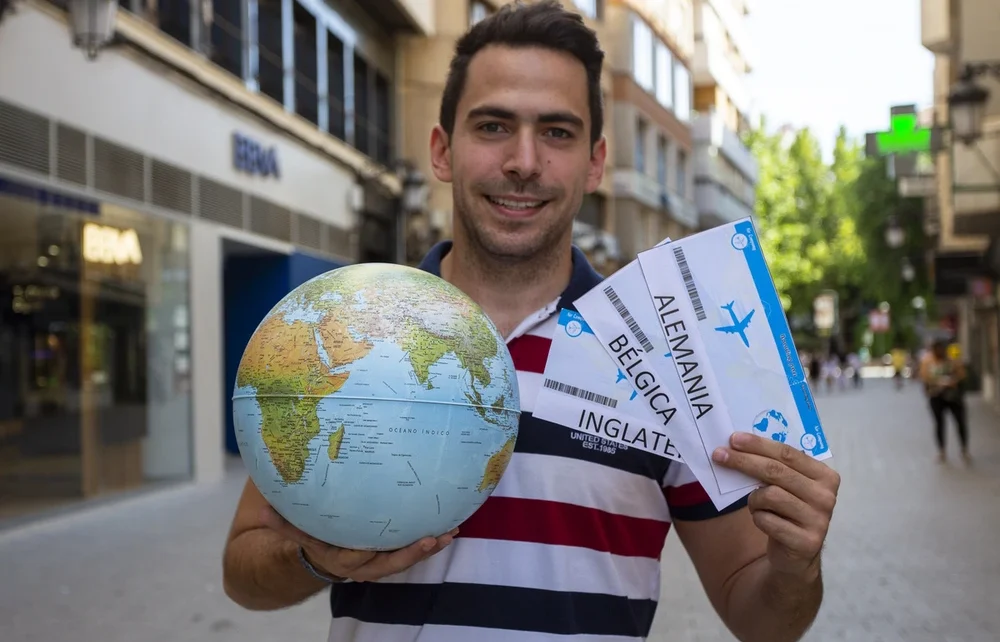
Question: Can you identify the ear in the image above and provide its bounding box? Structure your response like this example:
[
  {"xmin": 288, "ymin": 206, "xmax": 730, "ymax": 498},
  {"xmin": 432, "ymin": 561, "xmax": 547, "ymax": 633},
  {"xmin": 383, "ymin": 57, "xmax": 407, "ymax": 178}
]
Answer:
[
  {"xmin": 429, "ymin": 125, "xmax": 453, "ymax": 183},
  {"xmin": 585, "ymin": 136, "xmax": 607, "ymax": 193}
]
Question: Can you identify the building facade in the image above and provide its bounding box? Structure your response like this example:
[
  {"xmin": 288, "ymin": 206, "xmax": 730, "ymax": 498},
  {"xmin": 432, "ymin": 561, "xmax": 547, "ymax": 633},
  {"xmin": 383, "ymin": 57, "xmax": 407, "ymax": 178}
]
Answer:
[
  {"xmin": 0, "ymin": 0, "xmax": 423, "ymax": 522},
  {"xmin": 921, "ymin": 0, "xmax": 1000, "ymax": 407},
  {"xmin": 606, "ymin": 0, "xmax": 699, "ymax": 262},
  {"xmin": 690, "ymin": 0, "xmax": 757, "ymax": 230}
]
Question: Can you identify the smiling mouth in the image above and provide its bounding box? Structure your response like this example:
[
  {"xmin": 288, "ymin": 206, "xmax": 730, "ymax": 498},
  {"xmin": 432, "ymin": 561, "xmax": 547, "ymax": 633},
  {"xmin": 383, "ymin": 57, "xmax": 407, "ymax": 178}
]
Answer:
[{"xmin": 485, "ymin": 195, "xmax": 548, "ymax": 212}]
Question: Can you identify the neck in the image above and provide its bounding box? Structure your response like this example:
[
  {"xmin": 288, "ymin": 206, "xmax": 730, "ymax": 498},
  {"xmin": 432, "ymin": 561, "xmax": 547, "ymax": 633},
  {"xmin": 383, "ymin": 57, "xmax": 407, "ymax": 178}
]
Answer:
[{"xmin": 440, "ymin": 236, "xmax": 574, "ymax": 337}]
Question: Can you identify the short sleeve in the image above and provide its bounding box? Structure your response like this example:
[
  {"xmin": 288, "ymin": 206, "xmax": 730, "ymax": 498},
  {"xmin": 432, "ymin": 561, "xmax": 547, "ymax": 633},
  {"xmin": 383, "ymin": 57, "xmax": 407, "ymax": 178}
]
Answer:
[{"xmin": 661, "ymin": 461, "xmax": 748, "ymax": 521}]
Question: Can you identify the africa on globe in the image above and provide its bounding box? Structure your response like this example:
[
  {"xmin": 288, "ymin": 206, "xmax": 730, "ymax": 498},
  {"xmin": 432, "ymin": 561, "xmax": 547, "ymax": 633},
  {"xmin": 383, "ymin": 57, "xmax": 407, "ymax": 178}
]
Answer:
[{"xmin": 232, "ymin": 263, "xmax": 520, "ymax": 551}]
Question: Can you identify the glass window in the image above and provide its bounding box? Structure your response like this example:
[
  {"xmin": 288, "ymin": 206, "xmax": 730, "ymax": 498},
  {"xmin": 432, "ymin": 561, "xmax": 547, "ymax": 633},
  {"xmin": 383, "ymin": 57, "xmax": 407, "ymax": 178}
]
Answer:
[
  {"xmin": 632, "ymin": 18, "xmax": 654, "ymax": 92},
  {"xmin": 635, "ymin": 118, "xmax": 647, "ymax": 174},
  {"xmin": 374, "ymin": 72, "xmax": 392, "ymax": 166},
  {"xmin": 470, "ymin": 1, "xmax": 490, "ymax": 26},
  {"xmin": 657, "ymin": 135, "xmax": 668, "ymax": 189},
  {"xmin": 257, "ymin": 0, "xmax": 285, "ymax": 106},
  {"xmin": 327, "ymin": 32, "xmax": 346, "ymax": 141},
  {"xmin": 655, "ymin": 42, "xmax": 673, "ymax": 109},
  {"xmin": 293, "ymin": 2, "xmax": 319, "ymax": 126},
  {"xmin": 676, "ymin": 149, "xmax": 687, "ymax": 197},
  {"xmin": 673, "ymin": 61, "xmax": 691, "ymax": 122},
  {"xmin": 572, "ymin": 0, "xmax": 599, "ymax": 19},
  {"xmin": 210, "ymin": 0, "xmax": 243, "ymax": 78},
  {"xmin": 353, "ymin": 55, "xmax": 370, "ymax": 157},
  {"xmin": 0, "ymin": 179, "xmax": 192, "ymax": 522}
]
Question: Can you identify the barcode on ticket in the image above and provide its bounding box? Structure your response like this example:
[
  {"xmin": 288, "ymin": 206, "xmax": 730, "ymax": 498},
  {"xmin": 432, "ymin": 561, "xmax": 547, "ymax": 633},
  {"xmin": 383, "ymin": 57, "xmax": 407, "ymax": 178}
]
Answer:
[
  {"xmin": 543, "ymin": 379, "xmax": 619, "ymax": 409},
  {"xmin": 603, "ymin": 285, "xmax": 655, "ymax": 353},
  {"xmin": 672, "ymin": 246, "xmax": 707, "ymax": 321}
]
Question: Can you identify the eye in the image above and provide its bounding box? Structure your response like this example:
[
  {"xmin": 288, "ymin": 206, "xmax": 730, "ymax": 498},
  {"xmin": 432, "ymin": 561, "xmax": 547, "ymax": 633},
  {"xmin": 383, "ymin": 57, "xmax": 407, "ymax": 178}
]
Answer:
[
  {"xmin": 479, "ymin": 122, "xmax": 508, "ymax": 134},
  {"xmin": 545, "ymin": 128, "xmax": 573, "ymax": 139}
]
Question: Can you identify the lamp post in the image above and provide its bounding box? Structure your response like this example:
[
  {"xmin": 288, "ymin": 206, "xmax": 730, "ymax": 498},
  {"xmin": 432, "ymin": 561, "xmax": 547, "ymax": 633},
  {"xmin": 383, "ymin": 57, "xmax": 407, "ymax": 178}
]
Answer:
[
  {"xmin": 884, "ymin": 216, "xmax": 905, "ymax": 249},
  {"xmin": 901, "ymin": 257, "xmax": 915, "ymax": 283},
  {"xmin": 947, "ymin": 62, "xmax": 1000, "ymax": 146},
  {"xmin": 68, "ymin": 0, "xmax": 119, "ymax": 60}
]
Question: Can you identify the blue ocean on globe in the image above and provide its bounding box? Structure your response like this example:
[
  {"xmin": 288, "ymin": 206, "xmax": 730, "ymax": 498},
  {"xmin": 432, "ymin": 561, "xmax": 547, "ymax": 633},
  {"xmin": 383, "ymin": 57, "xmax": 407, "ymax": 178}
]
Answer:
[{"xmin": 233, "ymin": 263, "xmax": 520, "ymax": 551}]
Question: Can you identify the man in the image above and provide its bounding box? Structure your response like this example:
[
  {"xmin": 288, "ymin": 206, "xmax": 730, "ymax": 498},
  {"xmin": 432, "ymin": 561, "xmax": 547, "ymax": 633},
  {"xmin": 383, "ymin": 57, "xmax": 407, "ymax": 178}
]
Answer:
[
  {"xmin": 222, "ymin": 3, "xmax": 841, "ymax": 640},
  {"xmin": 919, "ymin": 339, "xmax": 969, "ymax": 463}
]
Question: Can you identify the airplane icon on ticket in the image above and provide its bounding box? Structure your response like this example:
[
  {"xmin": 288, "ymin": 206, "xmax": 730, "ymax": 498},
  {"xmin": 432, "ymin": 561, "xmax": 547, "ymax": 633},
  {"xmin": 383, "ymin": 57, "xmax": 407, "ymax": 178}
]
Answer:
[{"xmin": 714, "ymin": 301, "xmax": 755, "ymax": 348}]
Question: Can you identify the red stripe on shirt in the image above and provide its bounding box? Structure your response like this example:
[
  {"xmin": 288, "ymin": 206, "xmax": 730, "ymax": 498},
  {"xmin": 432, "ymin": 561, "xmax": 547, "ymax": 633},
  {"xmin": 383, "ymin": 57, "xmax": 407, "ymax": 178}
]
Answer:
[
  {"xmin": 457, "ymin": 495, "xmax": 670, "ymax": 559},
  {"xmin": 663, "ymin": 481, "xmax": 711, "ymax": 507},
  {"xmin": 508, "ymin": 334, "xmax": 551, "ymax": 374}
]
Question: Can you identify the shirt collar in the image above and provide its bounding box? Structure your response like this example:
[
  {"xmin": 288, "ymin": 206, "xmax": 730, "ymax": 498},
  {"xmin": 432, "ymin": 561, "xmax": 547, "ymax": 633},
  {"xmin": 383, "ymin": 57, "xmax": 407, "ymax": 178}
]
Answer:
[{"xmin": 416, "ymin": 240, "xmax": 603, "ymax": 311}]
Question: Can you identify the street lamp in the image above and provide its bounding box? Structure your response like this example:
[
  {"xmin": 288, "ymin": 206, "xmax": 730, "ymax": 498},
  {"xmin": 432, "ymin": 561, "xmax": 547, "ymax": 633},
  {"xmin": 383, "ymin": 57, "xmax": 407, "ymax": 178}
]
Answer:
[
  {"xmin": 901, "ymin": 257, "xmax": 915, "ymax": 282},
  {"xmin": 947, "ymin": 62, "xmax": 1000, "ymax": 146},
  {"xmin": 884, "ymin": 216, "xmax": 905, "ymax": 249},
  {"xmin": 68, "ymin": 0, "xmax": 119, "ymax": 60}
]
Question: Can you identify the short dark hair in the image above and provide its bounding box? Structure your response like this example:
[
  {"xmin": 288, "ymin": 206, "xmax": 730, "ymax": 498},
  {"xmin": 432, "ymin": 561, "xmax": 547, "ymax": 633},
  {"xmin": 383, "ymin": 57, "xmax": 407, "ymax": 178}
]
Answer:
[{"xmin": 439, "ymin": 0, "xmax": 606, "ymax": 146}]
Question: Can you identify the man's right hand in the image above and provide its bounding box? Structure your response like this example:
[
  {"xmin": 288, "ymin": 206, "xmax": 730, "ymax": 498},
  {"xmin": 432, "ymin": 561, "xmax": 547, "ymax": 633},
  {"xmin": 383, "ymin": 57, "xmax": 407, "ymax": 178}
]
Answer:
[{"xmin": 259, "ymin": 504, "xmax": 458, "ymax": 582}]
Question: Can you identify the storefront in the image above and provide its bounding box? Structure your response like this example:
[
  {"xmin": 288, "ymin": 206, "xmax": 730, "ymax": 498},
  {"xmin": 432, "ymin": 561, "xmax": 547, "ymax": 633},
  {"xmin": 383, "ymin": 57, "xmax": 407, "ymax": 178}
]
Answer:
[
  {"xmin": 0, "ymin": 2, "xmax": 380, "ymax": 523},
  {"xmin": 0, "ymin": 176, "xmax": 193, "ymax": 520}
]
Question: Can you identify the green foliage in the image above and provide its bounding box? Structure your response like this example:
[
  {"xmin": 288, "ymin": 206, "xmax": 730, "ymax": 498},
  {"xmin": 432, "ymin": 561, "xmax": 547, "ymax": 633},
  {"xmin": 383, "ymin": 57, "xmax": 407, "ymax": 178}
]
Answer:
[{"xmin": 746, "ymin": 119, "xmax": 933, "ymax": 353}]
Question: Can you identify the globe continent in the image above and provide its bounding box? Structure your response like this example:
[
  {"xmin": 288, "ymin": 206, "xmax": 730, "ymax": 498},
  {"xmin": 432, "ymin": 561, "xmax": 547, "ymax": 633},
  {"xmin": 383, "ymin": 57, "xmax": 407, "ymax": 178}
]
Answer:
[{"xmin": 233, "ymin": 263, "xmax": 520, "ymax": 551}]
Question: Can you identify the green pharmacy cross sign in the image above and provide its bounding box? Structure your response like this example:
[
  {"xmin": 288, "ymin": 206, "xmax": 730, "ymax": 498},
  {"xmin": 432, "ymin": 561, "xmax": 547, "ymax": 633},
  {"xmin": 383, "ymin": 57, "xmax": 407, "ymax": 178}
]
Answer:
[{"xmin": 866, "ymin": 105, "xmax": 934, "ymax": 157}]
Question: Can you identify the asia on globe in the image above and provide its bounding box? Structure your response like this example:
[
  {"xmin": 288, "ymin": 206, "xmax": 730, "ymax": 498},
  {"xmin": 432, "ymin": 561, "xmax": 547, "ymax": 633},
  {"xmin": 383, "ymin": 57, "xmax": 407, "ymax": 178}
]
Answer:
[{"xmin": 232, "ymin": 263, "xmax": 520, "ymax": 551}]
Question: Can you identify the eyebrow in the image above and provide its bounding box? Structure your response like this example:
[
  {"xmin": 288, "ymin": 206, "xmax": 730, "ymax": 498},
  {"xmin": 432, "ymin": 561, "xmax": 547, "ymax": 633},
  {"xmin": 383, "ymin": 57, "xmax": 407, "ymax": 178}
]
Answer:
[{"xmin": 466, "ymin": 105, "xmax": 585, "ymax": 130}]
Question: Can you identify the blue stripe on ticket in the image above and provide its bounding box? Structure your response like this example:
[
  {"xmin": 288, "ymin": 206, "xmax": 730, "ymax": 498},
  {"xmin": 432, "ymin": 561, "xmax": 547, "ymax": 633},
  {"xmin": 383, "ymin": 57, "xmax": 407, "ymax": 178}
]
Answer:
[
  {"xmin": 557, "ymin": 308, "xmax": 595, "ymax": 336},
  {"xmin": 733, "ymin": 220, "xmax": 828, "ymax": 457}
]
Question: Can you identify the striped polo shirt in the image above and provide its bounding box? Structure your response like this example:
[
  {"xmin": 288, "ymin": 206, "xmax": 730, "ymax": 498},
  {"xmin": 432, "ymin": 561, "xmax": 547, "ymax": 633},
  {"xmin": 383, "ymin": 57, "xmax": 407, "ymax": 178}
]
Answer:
[{"xmin": 327, "ymin": 242, "xmax": 748, "ymax": 641}]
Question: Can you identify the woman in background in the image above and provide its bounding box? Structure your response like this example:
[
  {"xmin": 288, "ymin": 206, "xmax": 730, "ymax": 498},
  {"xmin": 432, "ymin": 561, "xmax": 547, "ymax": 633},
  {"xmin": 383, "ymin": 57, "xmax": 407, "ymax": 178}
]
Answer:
[{"xmin": 919, "ymin": 340, "xmax": 970, "ymax": 463}]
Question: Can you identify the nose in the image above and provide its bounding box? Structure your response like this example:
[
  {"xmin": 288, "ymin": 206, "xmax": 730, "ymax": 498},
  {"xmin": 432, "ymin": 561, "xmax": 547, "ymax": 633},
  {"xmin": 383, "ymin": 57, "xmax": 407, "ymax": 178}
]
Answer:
[{"xmin": 501, "ymin": 128, "xmax": 542, "ymax": 182}]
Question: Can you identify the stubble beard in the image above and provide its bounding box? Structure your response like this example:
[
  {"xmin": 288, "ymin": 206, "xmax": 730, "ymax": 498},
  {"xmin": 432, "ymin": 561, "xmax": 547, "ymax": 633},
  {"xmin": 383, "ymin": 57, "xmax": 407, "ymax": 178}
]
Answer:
[{"xmin": 452, "ymin": 180, "xmax": 576, "ymax": 275}]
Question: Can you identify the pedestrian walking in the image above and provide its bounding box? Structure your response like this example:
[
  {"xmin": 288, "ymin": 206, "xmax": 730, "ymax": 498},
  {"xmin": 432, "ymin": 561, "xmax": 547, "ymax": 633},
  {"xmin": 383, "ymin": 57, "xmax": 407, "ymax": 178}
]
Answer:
[
  {"xmin": 918, "ymin": 339, "xmax": 970, "ymax": 463},
  {"xmin": 220, "ymin": 3, "xmax": 841, "ymax": 641}
]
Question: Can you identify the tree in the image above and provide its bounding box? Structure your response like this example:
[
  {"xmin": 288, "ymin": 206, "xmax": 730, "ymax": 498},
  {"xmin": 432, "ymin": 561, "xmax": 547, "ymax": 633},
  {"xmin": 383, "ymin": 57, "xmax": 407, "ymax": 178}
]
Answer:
[
  {"xmin": 745, "ymin": 121, "xmax": 865, "ymax": 319},
  {"xmin": 746, "ymin": 119, "xmax": 931, "ymax": 354}
]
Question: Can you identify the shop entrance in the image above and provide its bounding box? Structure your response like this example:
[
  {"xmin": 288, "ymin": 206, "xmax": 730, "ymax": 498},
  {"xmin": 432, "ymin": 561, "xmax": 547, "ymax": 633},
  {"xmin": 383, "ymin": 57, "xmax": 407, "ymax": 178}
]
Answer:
[{"xmin": 222, "ymin": 240, "xmax": 345, "ymax": 454}]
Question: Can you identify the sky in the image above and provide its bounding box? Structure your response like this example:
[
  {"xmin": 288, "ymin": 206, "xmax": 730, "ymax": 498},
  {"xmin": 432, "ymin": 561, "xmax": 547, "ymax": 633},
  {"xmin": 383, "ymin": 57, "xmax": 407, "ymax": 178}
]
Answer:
[{"xmin": 744, "ymin": 0, "xmax": 935, "ymax": 160}]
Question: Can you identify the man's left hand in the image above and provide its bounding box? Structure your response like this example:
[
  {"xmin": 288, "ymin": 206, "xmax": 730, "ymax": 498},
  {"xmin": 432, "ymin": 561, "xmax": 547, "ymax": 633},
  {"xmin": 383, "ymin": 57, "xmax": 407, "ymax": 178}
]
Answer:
[{"xmin": 713, "ymin": 433, "xmax": 840, "ymax": 580}]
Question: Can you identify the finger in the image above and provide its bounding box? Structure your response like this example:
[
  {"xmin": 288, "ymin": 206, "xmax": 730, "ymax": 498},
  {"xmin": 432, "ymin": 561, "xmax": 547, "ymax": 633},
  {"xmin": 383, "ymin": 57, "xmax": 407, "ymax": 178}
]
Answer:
[
  {"xmin": 713, "ymin": 448, "xmax": 815, "ymax": 501},
  {"xmin": 748, "ymin": 485, "xmax": 822, "ymax": 530},
  {"xmin": 729, "ymin": 432, "xmax": 834, "ymax": 483},
  {"xmin": 751, "ymin": 510, "xmax": 823, "ymax": 558},
  {"xmin": 356, "ymin": 533, "xmax": 456, "ymax": 581},
  {"xmin": 320, "ymin": 547, "xmax": 378, "ymax": 574}
]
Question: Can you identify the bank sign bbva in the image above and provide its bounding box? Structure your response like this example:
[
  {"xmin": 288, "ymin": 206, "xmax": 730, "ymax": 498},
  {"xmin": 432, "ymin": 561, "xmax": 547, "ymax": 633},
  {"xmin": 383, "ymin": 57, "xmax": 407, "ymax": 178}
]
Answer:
[{"xmin": 233, "ymin": 132, "xmax": 280, "ymax": 179}]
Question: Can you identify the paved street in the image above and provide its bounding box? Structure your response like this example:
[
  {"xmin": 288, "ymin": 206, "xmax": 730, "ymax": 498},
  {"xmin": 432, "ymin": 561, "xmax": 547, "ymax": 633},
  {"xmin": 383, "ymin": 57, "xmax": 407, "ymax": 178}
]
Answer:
[{"xmin": 2, "ymin": 379, "xmax": 999, "ymax": 642}]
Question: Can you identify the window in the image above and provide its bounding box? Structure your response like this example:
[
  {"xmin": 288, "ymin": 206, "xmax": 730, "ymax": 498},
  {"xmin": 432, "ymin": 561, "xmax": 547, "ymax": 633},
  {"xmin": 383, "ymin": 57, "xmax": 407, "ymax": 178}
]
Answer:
[
  {"xmin": 257, "ymin": 0, "xmax": 285, "ymax": 106},
  {"xmin": 157, "ymin": 0, "xmax": 192, "ymax": 46},
  {"xmin": 470, "ymin": 1, "xmax": 490, "ymax": 26},
  {"xmin": 673, "ymin": 61, "xmax": 691, "ymax": 122},
  {"xmin": 353, "ymin": 55, "xmax": 370, "ymax": 157},
  {"xmin": 657, "ymin": 135, "xmax": 668, "ymax": 189},
  {"xmin": 572, "ymin": 0, "xmax": 600, "ymax": 19},
  {"xmin": 374, "ymin": 73, "xmax": 392, "ymax": 166},
  {"xmin": 654, "ymin": 42, "xmax": 673, "ymax": 109},
  {"xmin": 632, "ymin": 18, "xmax": 654, "ymax": 92},
  {"xmin": 635, "ymin": 118, "xmax": 647, "ymax": 173},
  {"xmin": 676, "ymin": 149, "xmax": 687, "ymax": 198},
  {"xmin": 210, "ymin": 0, "xmax": 243, "ymax": 78},
  {"xmin": 326, "ymin": 33, "xmax": 346, "ymax": 141},
  {"xmin": 293, "ymin": 3, "xmax": 319, "ymax": 126}
]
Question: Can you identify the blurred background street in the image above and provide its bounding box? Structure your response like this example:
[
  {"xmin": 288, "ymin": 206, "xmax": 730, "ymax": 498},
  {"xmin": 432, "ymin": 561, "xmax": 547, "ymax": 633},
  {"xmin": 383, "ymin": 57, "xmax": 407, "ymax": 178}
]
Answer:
[{"xmin": 3, "ymin": 378, "xmax": 998, "ymax": 642}]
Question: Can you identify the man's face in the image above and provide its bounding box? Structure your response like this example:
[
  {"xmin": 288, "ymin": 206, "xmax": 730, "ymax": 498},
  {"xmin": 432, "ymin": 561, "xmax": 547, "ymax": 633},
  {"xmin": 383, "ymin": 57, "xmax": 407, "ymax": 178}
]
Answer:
[{"xmin": 430, "ymin": 45, "xmax": 606, "ymax": 261}]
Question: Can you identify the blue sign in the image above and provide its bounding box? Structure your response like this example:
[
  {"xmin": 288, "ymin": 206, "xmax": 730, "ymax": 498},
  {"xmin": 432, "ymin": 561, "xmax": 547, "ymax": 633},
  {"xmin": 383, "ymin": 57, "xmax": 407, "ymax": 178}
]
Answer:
[{"xmin": 233, "ymin": 132, "xmax": 280, "ymax": 178}]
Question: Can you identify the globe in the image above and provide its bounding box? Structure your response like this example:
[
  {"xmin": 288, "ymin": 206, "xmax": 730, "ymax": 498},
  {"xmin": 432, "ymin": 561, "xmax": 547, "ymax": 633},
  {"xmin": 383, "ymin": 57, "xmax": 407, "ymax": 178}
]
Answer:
[{"xmin": 232, "ymin": 263, "xmax": 520, "ymax": 551}]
